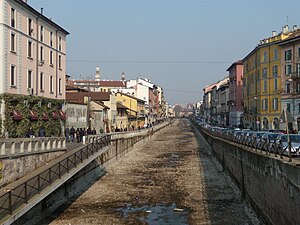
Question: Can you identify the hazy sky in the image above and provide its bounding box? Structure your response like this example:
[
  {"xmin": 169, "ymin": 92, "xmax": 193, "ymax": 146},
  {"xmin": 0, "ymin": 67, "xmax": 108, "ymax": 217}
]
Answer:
[{"xmin": 29, "ymin": 0, "xmax": 300, "ymax": 105}]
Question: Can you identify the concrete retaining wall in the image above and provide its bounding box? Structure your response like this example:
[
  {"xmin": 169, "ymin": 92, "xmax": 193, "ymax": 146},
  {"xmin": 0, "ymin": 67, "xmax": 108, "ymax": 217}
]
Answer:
[
  {"xmin": 197, "ymin": 126, "xmax": 300, "ymax": 225},
  {"xmin": 0, "ymin": 150, "xmax": 65, "ymax": 188}
]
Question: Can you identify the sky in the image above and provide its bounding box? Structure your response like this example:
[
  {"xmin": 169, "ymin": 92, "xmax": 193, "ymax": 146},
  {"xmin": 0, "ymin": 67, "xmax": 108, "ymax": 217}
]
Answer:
[{"xmin": 29, "ymin": 0, "xmax": 300, "ymax": 105}]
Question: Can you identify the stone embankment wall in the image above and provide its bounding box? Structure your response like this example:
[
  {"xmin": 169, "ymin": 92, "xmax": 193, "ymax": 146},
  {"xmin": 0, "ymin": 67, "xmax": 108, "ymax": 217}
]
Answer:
[{"xmin": 195, "ymin": 125, "xmax": 300, "ymax": 225}]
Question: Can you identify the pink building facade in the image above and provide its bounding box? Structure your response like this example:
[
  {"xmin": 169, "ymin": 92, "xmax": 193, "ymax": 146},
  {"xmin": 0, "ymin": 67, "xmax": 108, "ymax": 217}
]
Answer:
[
  {"xmin": 0, "ymin": 0, "xmax": 69, "ymax": 98},
  {"xmin": 227, "ymin": 60, "xmax": 244, "ymax": 127}
]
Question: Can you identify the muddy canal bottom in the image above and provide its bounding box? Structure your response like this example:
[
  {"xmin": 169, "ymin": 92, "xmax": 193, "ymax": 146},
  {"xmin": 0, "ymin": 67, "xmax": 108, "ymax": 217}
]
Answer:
[{"xmin": 116, "ymin": 203, "xmax": 189, "ymax": 224}]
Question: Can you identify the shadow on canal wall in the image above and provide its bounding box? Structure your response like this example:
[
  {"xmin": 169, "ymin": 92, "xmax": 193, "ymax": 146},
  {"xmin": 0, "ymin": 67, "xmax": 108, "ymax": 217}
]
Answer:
[{"xmin": 192, "ymin": 122, "xmax": 300, "ymax": 225}]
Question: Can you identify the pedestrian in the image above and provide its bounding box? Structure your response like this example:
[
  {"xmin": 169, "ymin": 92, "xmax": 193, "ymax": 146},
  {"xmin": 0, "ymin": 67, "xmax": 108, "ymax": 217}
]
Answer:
[
  {"xmin": 70, "ymin": 126, "xmax": 75, "ymax": 142},
  {"xmin": 92, "ymin": 127, "xmax": 97, "ymax": 135},
  {"xmin": 38, "ymin": 127, "xmax": 46, "ymax": 137},
  {"xmin": 27, "ymin": 127, "xmax": 35, "ymax": 138},
  {"xmin": 65, "ymin": 126, "xmax": 70, "ymax": 142},
  {"xmin": 76, "ymin": 128, "xmax": 80, "ymax": 143},
  {"xmin": 79, "ymin": 128, "xmax": 84, "ymax": 142},
  {"xmin": 87, "ymin": 127, "xmax": 92, "ymax": 135}
]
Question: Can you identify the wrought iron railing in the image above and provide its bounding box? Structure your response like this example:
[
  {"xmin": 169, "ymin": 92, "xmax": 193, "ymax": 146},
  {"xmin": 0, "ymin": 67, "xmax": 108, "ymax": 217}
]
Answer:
[{"xmin": 0, "ymin": 135, "xmax": 110, "ymax": 220}]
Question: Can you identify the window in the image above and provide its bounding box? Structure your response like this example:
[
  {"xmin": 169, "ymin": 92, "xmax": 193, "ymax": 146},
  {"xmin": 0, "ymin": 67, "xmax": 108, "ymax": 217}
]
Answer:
[
  {"xmin": 263, "ymin": 80, "xmax": 267, "ymax": 92},
  {"xmin": 262, "ymin": 68, "xmax": 268, "ymax": 78},
  {"xmin": 50, "ymin": 51, "xmax": 53, "ymax": 65},
  {"xmin": 28, "ymin": 18, "xmax": 32, "ymax": 36},
  {"xmin": 285, "ymin": 64, "xmax": 292, "ymax": 75},
  {"xmin": 274, "ymin": 79, "xmax": 278, "ymax": 91},
  {"xmin": 272, "ymin": 65, "xmax": 278, "ymax": 77},
  {"xmin": 285, "ymin": 49, "xmax": 292, "ymax": 61},
  {"xmin": 50, "ymin": 76, "xmax": 53, "ymax": 93},
  {"xmin": 11, "ymin": 8, "xmax": 15, "ymax": 28},
  {"xmin": 296, "ymin": 63, "xmax": 300, "ymax": 77},
  {"xmin": 11, "ymin": 33, "xmax": 15, "ymax": 52},
  {"xmin": 59, "ymin": 36, "xmax": 62, "ymax": 51},
  {"xmin": 40, "ymin": 26, "xmax": 44, "ymax": 42},
  {"xmin": 10, "ymin": 65, "xmax": 16, "ymax": 86},
  {"xmin": 273, "ymin": 98, "xmax": 278, "ymax": 110},
  {"xmin": 50, "ymin": 32, "xmax": 53, "ymax": 47},
  {"xmin": 59, "ymin": 78, "xmax": 62, "ymax": 94},
  {"xmin": 286, "ymin": 82, "xmax": 291, "ymax": 93},
  {"xmin": 287, "ymin": 103, "xmax": 291, "ymax": 113},
  {"xmin": 298, "ymin": 47, "xmax": 300, "ymax": 58},
  {"xmin": 59, "ymin": 55, "xmax": 62, "ymax": 69},
  {"xmin": 296, "ymin": 82, "xmax": 300, "ymax": 93},
  {"xmin": 28, "ymin": 41, "xmax": 32, "ymax": 58},
  {"xmin": 262, "ymin": 99, "xmax": 268, "ymax": 110},
  {"xmin": 274, "ymin": 48, "xmax": 278, "ymax": 60},
  {"xmin": 27, "ymin": 70, "xmax": 32, "ymax": 88},
  {"xmin": 40, "ymin": 72, "xmax": 44, "ymax": 91},
  {"xmin": 263, "ymin": 51, "xmax": 267, "ymax": 62},
  {"xmin": 40, "ymin": 46, "xmax": 44, "ymax": 61}
]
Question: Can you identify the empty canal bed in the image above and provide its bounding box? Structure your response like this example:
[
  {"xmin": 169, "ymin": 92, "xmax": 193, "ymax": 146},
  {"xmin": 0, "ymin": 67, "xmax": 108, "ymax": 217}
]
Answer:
[{"xmin": 45, "ymin": 119, "xmax": 262, "ymax": 225}]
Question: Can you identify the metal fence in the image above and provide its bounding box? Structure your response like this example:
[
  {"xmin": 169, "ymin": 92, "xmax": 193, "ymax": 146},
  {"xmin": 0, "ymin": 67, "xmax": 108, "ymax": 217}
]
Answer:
[
  {"xmin": 0, "ymin": 135, "xmax": 110, "ymax": 219},
  {"xmin": 193, "ymin": 122, "xmax": 300, "ymax": 162}
]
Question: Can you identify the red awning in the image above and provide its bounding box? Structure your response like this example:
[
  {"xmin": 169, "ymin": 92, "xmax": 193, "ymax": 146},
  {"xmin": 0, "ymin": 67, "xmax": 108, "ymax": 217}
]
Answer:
[
  {"xmin": 59, "ymin": 110, "xmax": 66, "ymax": 120},
  {"xmin": 42, "ymin": 113, "xmax": 49, "ymax": 121},
  {"xmin": 12, "ymin": 110, "xmax": 22, "ymax": 121},
  {"xmin": 29, "ymin": 110, "xmax": 38, "ymax": 121},
  {"xmin": 52, "ymin": 111, "xmax": 60, "ymax": 120}
]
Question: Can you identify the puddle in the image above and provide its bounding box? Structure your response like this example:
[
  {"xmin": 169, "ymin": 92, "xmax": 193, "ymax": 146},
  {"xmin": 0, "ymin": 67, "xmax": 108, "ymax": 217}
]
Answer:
[{"xmin": 117, "ymin": 203, "xmax": 189, "ymax": 224}]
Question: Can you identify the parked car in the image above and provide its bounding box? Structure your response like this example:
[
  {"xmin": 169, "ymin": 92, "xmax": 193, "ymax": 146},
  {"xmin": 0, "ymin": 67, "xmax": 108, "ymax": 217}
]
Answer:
[
  {"xmin": 251, "ymin": 131, "xmax": 266, "ymax": 148},
  {"xmin": 259, "ymin": 132, "xmax": 281, "ymax": 150},
  {"xmin": 273, "ymin": 134, "xmax": 300, "ymax": 156}
]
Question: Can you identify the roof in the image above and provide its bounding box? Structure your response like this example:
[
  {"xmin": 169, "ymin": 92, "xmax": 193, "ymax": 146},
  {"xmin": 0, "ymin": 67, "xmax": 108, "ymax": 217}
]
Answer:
[
  {"xmin": 66, "ymin": 84, "xmax": 87, "ymax": 92},
  {"xmin": 116, "ymin": 102, "xmax": 129, "ymax": 110},
  {"xmin": 66, "ymin": 92, "xmax": 111, "ymax": 103},
  {"xmin": 278, "ymin": 30, "xmax": 300, "ymax": 46},
  {"xmin": 115, "ymin": 92, "xmax": 146, "ymax": 103},
  {"xmin": 91, "ymin": 101, "xmax": 110, "ymax": 110},
  {"xmin": 71, "ymin": 80, "xmax": 126, "ymax": 88},
  {"xmin": 16, "ymin": 0, "xmax": 69, "ymax": 35},
  {"xmin": 226, "ymin": 60, "xmax": 243, "ymax": 71}
]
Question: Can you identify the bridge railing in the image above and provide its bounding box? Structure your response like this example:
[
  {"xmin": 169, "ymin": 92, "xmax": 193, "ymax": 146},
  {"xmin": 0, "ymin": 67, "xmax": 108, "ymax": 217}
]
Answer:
[
  {"xmin": 0, "ymin": 135, "xmax": 111, "ymax": 220},
  {"xmin": 0, "ymin": 137, "xmax": 66, "ymax": 158}
]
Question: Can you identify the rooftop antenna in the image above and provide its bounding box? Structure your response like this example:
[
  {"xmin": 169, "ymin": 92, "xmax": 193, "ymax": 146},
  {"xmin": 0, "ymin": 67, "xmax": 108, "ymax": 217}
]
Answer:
[{"xmin": 286, "ymin": 16, "xmax": 289, "ymax": 26}]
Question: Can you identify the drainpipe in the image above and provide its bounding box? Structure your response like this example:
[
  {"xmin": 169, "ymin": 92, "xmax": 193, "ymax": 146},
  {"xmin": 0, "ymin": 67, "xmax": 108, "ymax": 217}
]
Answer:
[
  {"xmin": 55, "ymin": 30, "xmax": 58, "ymax": 98},
  {"xmin": 35, "ymin": 16, "xmax": 39, "ymax": 95}
]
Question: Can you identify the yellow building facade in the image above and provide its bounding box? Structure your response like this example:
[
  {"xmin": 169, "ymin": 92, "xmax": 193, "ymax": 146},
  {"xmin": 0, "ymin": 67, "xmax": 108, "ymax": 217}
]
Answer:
[
  {"xmin": 115, "ymin": 92, "xmax": 146, "ymax": 129},
  {"xmin": 243, "ymin": 31, "xmax": 293, "ymax": 130}
]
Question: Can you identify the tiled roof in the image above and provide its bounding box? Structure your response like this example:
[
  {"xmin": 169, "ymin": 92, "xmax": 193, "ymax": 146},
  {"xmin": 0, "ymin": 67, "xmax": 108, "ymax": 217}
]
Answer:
[
  {"xmin": 70, "ymin": 80, "xmax": 126, "ymax": 88},
  {"xmin": 66, "ymin": 92, "xmax": 111, "ymax": 103},
  {"xmin": 115, "ymin": 92, "xmax": 146, "ymax": 103}
]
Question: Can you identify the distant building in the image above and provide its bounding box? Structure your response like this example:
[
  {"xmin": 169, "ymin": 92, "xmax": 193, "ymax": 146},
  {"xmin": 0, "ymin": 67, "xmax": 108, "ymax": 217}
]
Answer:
[{"xmin": 227, "ymin": 60, "xmax": 244, "ymax": 127}]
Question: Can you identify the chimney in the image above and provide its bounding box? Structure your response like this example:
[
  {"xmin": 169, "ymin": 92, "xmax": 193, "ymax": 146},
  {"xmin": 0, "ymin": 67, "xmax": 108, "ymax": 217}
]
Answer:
[
  {"xmin": 293, "ymin": 25, "xmax": 298, "ymax": 31},
  {"xmin": 41, "ymin": 8, "xmax": 43, "ymax": 15},
  {"xmin": 282, "ymin": 25, "xmax": 289, "ymax": 34},
  {"xmin": 272, "ymin": 31, "xmax": 277, "ymax": 37}
]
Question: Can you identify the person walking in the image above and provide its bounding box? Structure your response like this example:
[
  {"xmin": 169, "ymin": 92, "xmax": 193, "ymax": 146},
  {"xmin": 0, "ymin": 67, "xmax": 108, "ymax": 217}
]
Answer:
[
  {"xmin": 70, "ymin": 126, "xmax": 75, "ymax": 142},
  {"xmin": 27, "ymin": 127, "xmax": 35, "ymax": 138},
  {"xmin": 65, "ymin": 126, "xmax": 70, "ymax": 142},
  {"xmin": 38, "ymin": 127, "xmax": 46, "ymax": 137}
]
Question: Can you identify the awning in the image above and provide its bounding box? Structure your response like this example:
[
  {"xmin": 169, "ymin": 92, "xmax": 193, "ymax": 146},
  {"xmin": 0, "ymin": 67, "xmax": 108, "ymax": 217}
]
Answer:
[
  {"xmin": 12, "ymin": 110, "xmax": 22, "ymax": 121},
  {"xmin": 42, "ymin": 113, "xmax": 49, "ymax": 121},
  {"xmin": 29, "ymin": 110, "xmax": 38, "ymax": 121},
  {"xmin": 59, "ymin": 110, "xmax": 66, "ymax": 120},
  {"xmin": 52, "ymin": 111, "xmax": 60, "ymax": 120}
]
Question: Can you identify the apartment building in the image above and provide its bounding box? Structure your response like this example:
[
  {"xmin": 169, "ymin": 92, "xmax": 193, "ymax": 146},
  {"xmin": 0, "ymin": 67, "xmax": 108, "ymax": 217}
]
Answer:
[
  {"xmin": 227, "ymin": 60, "xmax": 244, "ymax": 127},
  {"xmin": 242, "ymin": 26, "xmax": 299, "ymax": 130},
  {"xmin": 278, "ymin": 31, "xmax": 300, "ymax": 130},
  {"xmin": 0, "ymin": 0, "xmax": 69, "ymax": 98},
  {"xmin": 0, "ymin": 0, "xmax": 69, "ymax": 137}
]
